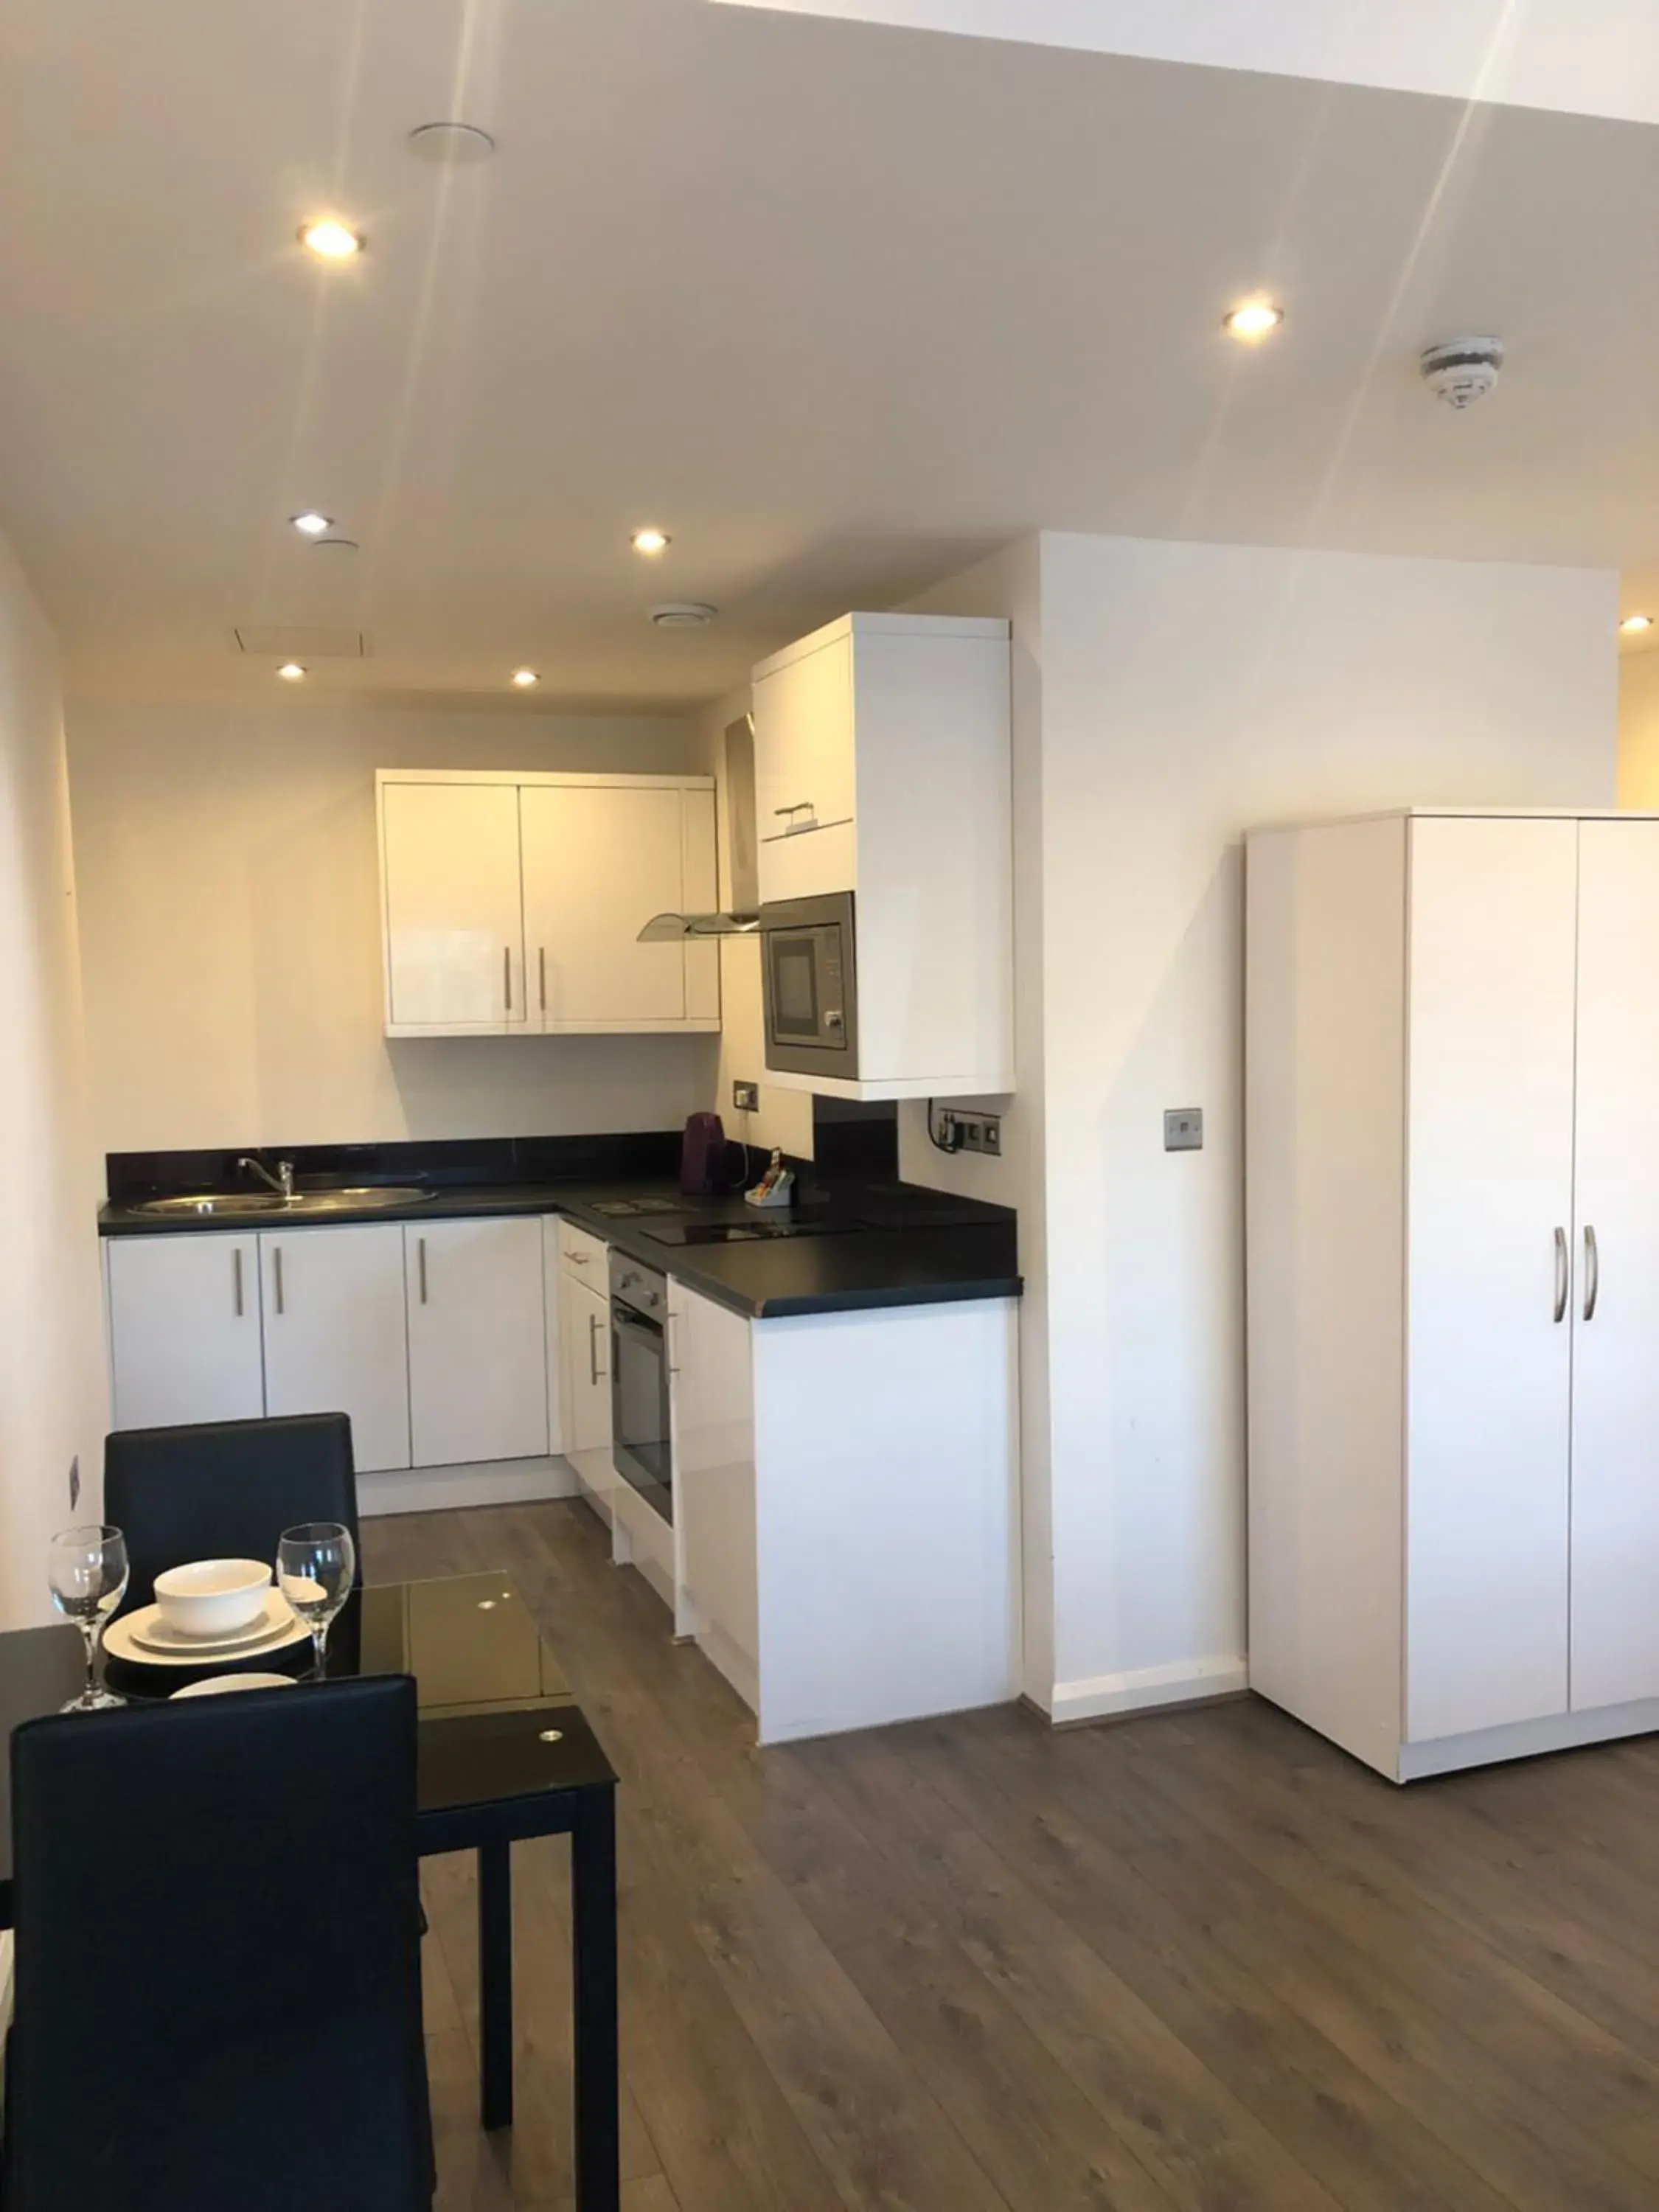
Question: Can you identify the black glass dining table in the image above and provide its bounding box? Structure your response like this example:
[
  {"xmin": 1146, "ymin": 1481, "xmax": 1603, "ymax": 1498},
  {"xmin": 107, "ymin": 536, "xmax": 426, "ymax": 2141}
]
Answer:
[{"xmin": 0, "ymin": 1571, "xmax": 620, "ymax": 2212}]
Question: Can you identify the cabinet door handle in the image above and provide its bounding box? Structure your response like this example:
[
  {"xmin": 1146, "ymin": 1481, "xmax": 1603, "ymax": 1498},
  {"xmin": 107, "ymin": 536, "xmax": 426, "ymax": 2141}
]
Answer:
[
  {"xmin": 233, "ymin": 1246, "xmax": 244, "ymax": 1319},
  {"xmin": 1585, "ymin": 1225, "xmax": 1600, "ymax": 1321},
  {"xmin": 1553, "ymin": 1228, "xmax": 1568, "ymax": 1324},
  {"xmin": 539, "ymin": 947, "xmax": 547, "ymax": 1014},
  {"xmin": 504, "ymin": 946, "xmax": 512, "ymax": 1012},
  {"xmin": 418, "ymin": 1237, "xmax": 428, "ymax": 1306},
  {"xmin": 273, "ymin": 1245, "xmax": 285, "ymax": 1317},
  {"xmin": 667, "ymin": 1311, "xmax": 680, "ymax": 1377},
  {"xmin": 588, "ymin": 1311, "xmax": 605, "ymax": 1385}
]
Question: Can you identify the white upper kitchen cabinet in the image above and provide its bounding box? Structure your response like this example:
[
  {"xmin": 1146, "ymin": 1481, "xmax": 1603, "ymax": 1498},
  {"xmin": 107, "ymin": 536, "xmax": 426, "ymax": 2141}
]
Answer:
[
  {"xmin": 405, "ymin": 1216, "xmax": 550, "ymax": 1468},
  {"xmin": 751, "ymin": 613, "xmax": 1013, "ymax": 1099},
  {"xmin": 522, "ymin": 782, "xmax": 704, "ymax": 1031},
  {"xmin": 754, "ymin": 625, "xmax": 856, "ymax": 857},
  {"xmin": 380, "ymin": 781, "xmax": 526, "ymax": 1034},
  {"xmin": 1248, "ymin": 809, "xmax": 1659, "ymax": 1785},
  {"xmin": 260, "ymin": 1223, "xmax": 411, "ymax": 1473},
  {"xmin": 378, "ymin": 771, "xmax": 720, "ymax": 1039},
  {"xmin": 106, "ymin": 1233, "xmax": 265, "ymax": 1430}
]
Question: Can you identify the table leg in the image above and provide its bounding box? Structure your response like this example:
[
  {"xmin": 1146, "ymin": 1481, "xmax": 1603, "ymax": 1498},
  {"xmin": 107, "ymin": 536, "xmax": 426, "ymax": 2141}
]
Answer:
[
  {"xmin": 478, "ymin": 1838, "xmax": 514, "ymax": 2131},
  {"xmin": 571, "ymin": 1789, "xmax": 620, "ymax": 2212}
]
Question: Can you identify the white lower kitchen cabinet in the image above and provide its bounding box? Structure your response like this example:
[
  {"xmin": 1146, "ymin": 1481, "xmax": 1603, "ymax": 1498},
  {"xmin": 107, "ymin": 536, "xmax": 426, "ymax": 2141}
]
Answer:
[
  {"xmin": 105, "ymin": 1233, "xmax": 265, "ymax": 1430},
  {"xmin": 671, "ymin": 1284, "xmax": 1020, "ymax": 1742},
  {"xmin": 406, "ymin": 1217, "xmax": 549, "ymax": 1468},
  {"xmin": 262, "ymin": 1225, "xmax": 412, "ymax": 1475},
  {"xmin": 557, "ymin": 1239, "xmax": 616, "ymax": 1521},
  {"xmin": 105, "ymin": 1211, "xmax": 579, "ymax": 1511}
]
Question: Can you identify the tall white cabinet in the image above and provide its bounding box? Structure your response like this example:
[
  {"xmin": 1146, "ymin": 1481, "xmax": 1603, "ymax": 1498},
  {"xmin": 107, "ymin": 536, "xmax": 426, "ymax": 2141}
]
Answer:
[
  {"xmin": 1247, "ymin": 810, "xmax": 1659, "ymax": 1781},
  {"xmin": 751, "ymin": 613, "xmax": 1014, "ymax": 1099}
]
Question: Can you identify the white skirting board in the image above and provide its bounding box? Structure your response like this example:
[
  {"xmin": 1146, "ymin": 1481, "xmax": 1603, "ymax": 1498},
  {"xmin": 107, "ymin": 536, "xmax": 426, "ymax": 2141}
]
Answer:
[
  {"xmin": 1050, "ymin": 1654, "xmax": 1249, "ymax": 1725},
  {"xmin": 358, "ymin": 1455, "xmax": 580, "ymax": 1517}
]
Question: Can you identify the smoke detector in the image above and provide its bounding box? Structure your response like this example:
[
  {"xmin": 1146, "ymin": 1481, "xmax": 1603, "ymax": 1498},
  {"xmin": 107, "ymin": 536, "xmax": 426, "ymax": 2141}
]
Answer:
[
  {"xmin": 1420, "ymin": 335, "xmax": 1503, "ymax": 411},
  {"xmin": 650, "ymin": 602, "xmax": 717, "ymax": 629}
]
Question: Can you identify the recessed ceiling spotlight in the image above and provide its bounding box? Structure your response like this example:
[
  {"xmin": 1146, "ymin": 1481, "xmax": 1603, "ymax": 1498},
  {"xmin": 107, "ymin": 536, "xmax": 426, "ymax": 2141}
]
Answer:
[
  {"xmin": 406, "ymin": 121, "xmax": 497, "ymax": 165},
  {"xmin": 291, "ymin": 512, "xmax": 333, "ymax": 536},
  {"xmin": 276, "ymin": 662, "xmax": 307, "ymax": 681},
  {"xmin": 511, "ymin": 668, "xmax": 539, "ymax": 687},
  {"xmin": 1224, "ymin": 299, "xmax": 1284, "ymax": 343},
  {"xmin": 299, "ymin": 218, "xmax": 364, "ymax": 262},
  {"xmin": 632, "ymin": 527, "xmax": 671, "ymax": 557},
  {"xmin": 650, "ymin": 602, "xmax": 717, "ymax": 630},
  {"xmin": 1621, "ymin": 613, "xmax": 1654, "ymax": 635}
]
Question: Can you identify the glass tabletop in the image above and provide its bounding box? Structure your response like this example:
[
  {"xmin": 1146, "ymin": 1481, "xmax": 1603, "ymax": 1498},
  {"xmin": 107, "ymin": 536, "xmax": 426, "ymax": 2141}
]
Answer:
[{"xmin": 0, "ymin": 1573, "xmax": 615, "ymax": 1916}]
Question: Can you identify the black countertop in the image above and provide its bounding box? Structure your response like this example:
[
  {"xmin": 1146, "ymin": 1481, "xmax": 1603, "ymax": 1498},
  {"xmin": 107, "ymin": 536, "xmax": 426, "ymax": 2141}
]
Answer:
[{"xmin": 99, "ymin": 1178, "xmax": 1022, "ymax": 1321}]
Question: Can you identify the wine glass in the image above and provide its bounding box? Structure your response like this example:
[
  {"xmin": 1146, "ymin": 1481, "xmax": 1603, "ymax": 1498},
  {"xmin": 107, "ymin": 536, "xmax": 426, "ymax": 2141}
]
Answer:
[
  {"xmin": 276, "ymin": 1522, "xmax": 355, "ymax": 1679},
  {"xmin": 48, "ymin": 1525, "xmax": 129, "ymax": 1711}
]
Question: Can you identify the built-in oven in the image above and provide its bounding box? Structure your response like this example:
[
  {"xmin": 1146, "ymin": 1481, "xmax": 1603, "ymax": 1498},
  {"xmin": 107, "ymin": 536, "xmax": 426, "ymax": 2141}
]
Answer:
[
  {"xmin": 759, "ymin": 890, "xmax": 860, "ymax": 1080},
  {"xmin": 610, "ymin": 1251, "xmax": 673, "ymax": 1523}
]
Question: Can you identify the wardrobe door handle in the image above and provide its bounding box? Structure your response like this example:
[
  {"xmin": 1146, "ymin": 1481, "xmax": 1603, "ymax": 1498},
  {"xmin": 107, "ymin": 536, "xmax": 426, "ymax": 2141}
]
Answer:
[
  {"xmin": 1585, "ymin": 1225, "xmax": 1600, "ymax": 1322},
  {"xmin": 1554, "ymin": 1228, "xmax": 1568, "ymax": 1325},
  {"xmin": 233, "ymin": 1247, "xmax": 244, "ymax": 1319},
  {"xmin": 504, "ymin": 947, "xmax": 512, "ymax": 1012},
  {"xmin": 273, "ymin": 1245, "xmax": 285, "ymax": 1317}
]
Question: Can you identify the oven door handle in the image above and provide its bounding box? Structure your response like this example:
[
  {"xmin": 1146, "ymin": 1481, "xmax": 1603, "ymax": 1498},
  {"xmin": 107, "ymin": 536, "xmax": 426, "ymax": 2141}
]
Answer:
[{"xmin": 611, "ymin": 1304, "xmax": 665, "ymax": 1346}]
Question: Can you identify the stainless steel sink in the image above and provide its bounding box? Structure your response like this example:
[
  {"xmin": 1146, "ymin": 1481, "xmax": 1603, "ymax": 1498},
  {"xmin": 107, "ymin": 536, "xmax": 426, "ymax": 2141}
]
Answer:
[
  {"xmin": 132, "ymin": 1186, "xmax": 432, "ymax": 1218},
  {"xmin": 286, "ymin": 1186, "xmax": 431, "ymax": 1214}
]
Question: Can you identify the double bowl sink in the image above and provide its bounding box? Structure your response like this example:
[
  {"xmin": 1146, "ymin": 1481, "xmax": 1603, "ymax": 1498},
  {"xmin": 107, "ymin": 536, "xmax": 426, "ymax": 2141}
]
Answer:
[{"xmin": 133, "ymin": 1187, "xmax": 434, "ymax": 1220}]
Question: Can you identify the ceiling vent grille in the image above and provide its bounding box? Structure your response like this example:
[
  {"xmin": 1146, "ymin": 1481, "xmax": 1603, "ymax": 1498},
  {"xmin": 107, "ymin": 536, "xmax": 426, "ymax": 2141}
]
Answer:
[{"xmin": 232, "ymin": 625, "xmax": 372, "ymax": 658}]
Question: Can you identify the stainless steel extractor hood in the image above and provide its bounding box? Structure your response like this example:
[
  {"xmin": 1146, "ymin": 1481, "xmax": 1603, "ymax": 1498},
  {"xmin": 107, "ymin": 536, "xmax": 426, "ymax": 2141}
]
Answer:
[
  {"xmin": 637, "ymin": 712, "xmax": 762, "ymax": 943},
  {"xmin": 637, "ymin": 910, "xmax": 759, "ymax": 942}
]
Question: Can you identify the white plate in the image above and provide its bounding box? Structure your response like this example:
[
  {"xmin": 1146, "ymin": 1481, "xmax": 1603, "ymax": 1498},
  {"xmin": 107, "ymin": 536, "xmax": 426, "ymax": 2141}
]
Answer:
[
  {"xmin": 171, "ymin": 1672, "xmax": 299, "ymax": 1699},
  {"xmin": 105, "ymin": 1596, "xmax": 307, "ymax": 1669},
  {"xmin": 128, "ymin": 1591, "xmax": 293, "ymax": 1656}
]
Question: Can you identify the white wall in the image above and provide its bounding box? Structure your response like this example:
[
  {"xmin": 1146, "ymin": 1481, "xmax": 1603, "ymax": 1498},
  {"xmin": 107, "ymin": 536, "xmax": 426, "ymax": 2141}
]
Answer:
[
  {"xmin": 900, "ymin": 530, "xmax": 1615, "ymax": 1721},
  {"xmin": 896, "ymin": 540, "xmax": 1051, "ymax": 1700},
  {"xmin": 699, "ymin": 686, "xmax": 815, "ymax": 1166},
  {"xmin": 1618, "ymin": 649, "xmax": 1659, "ymax": 808},
  {"xmin": 713, "ymin": 1, "xmax": 1659, "ymax": 128},
  {"xmin": 1039, "ymin": 533, "xmax": 1615, "ymax": 1717},
  {"xmin": 0, "ymin": 526, "xmax": 105, "ymax": 1625},
  {"xmin": 67, "ymin": 702, "xmax": 721, "ymax": 1156}
]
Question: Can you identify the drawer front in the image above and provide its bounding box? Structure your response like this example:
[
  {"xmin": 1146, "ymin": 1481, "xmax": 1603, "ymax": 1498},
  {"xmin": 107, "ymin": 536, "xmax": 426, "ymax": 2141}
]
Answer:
[{"xmin": 559, "ymin": 1220, "xmax": 610, "ymax": 1281}]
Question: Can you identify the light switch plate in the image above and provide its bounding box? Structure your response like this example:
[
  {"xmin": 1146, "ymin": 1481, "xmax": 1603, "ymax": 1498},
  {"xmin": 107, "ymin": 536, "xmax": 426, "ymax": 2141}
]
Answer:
[
  {"xmin": 732, "ymin": 1080, "xmax": 760, "ymax": 1113},
  {"xmin": 1164, "ymin": 1108, "xmax": 1203, "ymax": 1152}
]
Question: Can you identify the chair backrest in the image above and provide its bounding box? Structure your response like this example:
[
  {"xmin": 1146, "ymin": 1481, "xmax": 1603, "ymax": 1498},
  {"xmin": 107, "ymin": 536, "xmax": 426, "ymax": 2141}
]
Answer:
[
  {"xmin": 104, "ymin": 1413, "xmax": 361, "ymax": 1608},
  {"xmin": 4, "ymin": 1676, "xmax": 428, "ymax": 2212}
]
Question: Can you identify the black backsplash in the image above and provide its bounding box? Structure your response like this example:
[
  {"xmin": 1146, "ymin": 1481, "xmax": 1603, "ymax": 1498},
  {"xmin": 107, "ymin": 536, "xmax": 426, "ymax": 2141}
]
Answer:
[
  {"xmin": 809, "ymin": 1096, "xmax": 900, "ymax": 1191},
  {"xmin": 105, "ymin": 1130, "xmax": 684, "ymax": 1205}
]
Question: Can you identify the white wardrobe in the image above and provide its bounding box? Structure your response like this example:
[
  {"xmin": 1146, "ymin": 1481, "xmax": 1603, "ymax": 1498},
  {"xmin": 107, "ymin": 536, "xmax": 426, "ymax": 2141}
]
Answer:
[{"xmin": 1246, "ymin": 810, "xmax": 1659, "ymax": 1782}]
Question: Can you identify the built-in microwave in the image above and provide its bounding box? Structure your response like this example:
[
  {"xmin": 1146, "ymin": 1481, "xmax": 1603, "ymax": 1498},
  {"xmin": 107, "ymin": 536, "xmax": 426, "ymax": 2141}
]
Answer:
[{"xmin": 760, "ymin": 891, "xmax": 860, "ymax": 1079}]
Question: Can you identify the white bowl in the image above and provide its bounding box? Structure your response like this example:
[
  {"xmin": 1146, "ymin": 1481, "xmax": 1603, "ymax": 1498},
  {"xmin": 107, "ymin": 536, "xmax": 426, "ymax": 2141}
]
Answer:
[{"xmin": 153, "ymin": 1558, "xmax": 272, "ymax": 1641}]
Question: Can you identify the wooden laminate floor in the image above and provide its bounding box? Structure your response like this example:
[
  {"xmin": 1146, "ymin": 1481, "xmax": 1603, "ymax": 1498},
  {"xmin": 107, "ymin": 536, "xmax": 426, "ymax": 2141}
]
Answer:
[{"xmin": 367, "ymin": 1501, "xmax": 1659, "ymax": 2212}]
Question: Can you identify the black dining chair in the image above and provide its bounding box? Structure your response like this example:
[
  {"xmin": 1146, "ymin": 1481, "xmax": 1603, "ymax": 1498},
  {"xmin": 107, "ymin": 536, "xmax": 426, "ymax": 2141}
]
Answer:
[
  {"xmin": 104, "ymin": 1411, "xmax": 362, "ymax": 1609},
  {"xmin": 1, "ymin": 1675, "xmax": 433, "ymax": 2211}
]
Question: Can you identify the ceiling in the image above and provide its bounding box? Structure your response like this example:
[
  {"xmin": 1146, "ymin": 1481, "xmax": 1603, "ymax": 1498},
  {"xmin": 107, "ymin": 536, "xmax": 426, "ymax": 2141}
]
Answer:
[
  {"xmin": 1, "ymin": 0, "xmax": 1658, "ymax": 712},
  {"xmin": 717, "ymin": 1, "xmax": 1659, "ymax": 131}
]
